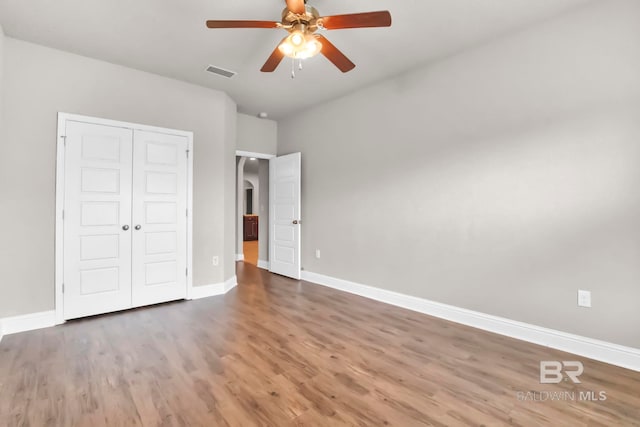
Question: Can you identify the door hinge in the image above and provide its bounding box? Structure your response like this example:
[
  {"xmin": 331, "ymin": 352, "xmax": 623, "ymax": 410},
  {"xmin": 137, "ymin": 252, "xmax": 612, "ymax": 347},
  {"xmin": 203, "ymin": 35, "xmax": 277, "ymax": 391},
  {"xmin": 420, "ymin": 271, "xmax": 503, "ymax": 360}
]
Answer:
[
  {"xmin": 186, "ymin": 208, "xmax": 188, "ymax": 218},
  {"xmin": 62, "ymin": 283, "xmax": 65, "ymax": 293},
  {"xmin": 62, "ymin": 209, "xmax": 65, "ymax": 220},
  {"xmin": 60, "ymin": 135, "xmax": 67, "ymax": 146},
  {"xmin": 185, "ymin": 268, "xmax": 188, "ymax": 276},
  {"xmin": 186, "ymin": 149, "xmax": 190, "ymax": 158}
]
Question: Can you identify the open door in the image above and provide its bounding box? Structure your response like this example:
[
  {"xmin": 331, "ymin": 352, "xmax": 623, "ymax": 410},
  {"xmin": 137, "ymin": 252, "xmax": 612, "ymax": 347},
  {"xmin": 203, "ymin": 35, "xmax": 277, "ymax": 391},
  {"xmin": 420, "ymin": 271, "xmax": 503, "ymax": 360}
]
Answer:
[{"xmin": 269, "ymin": 153, "xmax": 301, "ymax": 279}]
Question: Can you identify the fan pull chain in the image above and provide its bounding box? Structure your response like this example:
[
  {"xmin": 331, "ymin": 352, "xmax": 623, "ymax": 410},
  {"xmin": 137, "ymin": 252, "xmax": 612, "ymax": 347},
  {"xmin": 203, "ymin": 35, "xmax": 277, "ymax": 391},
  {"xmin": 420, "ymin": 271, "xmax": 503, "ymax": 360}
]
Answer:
[{"xmin": 290, "ymin": 58, "xmax": 304, "ymax": 78}]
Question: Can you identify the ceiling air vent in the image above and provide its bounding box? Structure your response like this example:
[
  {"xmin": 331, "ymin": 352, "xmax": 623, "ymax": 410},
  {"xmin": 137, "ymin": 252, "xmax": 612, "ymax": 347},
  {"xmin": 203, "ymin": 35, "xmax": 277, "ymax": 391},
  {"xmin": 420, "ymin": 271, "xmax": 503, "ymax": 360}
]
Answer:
[{"xmin": 205, "ymin": 65, "xmax": 236, "ymax": 78}]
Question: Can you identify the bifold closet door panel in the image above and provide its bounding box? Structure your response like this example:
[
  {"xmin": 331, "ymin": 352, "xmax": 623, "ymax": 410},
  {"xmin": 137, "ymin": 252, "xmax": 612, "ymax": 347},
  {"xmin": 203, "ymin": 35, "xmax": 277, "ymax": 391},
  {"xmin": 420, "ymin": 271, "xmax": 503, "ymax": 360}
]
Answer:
[
  {"xmin": 63, "ymin": 121, "xmax": 134, "ymax": 320},
  {"xmin": 131, "ymin": 130, "xmax": 188, "ymax": 307}
]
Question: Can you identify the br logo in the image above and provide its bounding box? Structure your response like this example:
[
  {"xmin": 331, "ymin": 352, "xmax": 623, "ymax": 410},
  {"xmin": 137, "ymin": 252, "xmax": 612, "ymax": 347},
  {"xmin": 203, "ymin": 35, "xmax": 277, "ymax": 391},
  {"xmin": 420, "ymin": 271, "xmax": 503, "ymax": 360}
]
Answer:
[{"xmin": 540, "ymin": 361, "xmax": 584, "ymax": 384}]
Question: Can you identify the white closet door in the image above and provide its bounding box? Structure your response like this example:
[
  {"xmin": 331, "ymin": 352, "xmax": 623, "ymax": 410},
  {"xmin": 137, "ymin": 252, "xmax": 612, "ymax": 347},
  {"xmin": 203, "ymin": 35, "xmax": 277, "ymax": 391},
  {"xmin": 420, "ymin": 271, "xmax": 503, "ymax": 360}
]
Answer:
[
  {"xmin": 63, "ymin": 121, "xmax": 134, "ymax": 320},
  {"xmin": 131, "ymin": 130, "xmax": 188, "ymax": 307}
]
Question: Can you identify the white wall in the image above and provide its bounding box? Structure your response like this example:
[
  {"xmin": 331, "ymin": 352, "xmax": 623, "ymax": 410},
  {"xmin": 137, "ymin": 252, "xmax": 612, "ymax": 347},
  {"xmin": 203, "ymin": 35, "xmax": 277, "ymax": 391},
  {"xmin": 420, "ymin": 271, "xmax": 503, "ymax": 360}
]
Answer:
[
  {"xmin": 0, "ymin": 39, "xmax": 237, "ymax": 318},
  {"xmin": 278, "ymin": 0, "xmax": 640, "ymax": 348},
  {"xmin": 236, "ymin": 113, "xmax": 277, "ymax": 155},
  {"xmin": 223, "ymin": 98, "xmax": 237, "ymax": 279},
  {"xmin": 0, "ymin": 24, "xmax": 4, "ymax": 154}
]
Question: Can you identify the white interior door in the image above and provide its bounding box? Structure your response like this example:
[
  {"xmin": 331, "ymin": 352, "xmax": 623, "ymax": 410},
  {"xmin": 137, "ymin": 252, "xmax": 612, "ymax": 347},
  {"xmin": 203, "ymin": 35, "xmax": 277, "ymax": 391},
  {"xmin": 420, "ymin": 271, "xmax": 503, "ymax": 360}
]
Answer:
[
  {"xmin": 63, "ymin": 121, "xmax": 134, "ymax": 320},
  {"xmin": 269, "ymin": 153, "xmax": 301, "ymax": 279},
  {"xmin": 131, "ymin": 130, "xmax": 188, "ymax": 306}
]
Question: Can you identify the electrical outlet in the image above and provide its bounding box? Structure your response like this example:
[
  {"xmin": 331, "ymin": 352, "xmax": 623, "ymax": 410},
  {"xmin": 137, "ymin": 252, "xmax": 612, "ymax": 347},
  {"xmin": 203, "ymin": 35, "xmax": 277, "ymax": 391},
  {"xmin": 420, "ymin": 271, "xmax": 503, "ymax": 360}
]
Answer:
[
  {"xmin": 578, "ymin": 290, "xmax": 591, "ymax": 308},
  {"xmin": 315, "ymin": 249, "xmax": 321, "ymax": 259},
  {"xmin": 212, "ymin": 256, "xmax": 219, "ymax": 266}
]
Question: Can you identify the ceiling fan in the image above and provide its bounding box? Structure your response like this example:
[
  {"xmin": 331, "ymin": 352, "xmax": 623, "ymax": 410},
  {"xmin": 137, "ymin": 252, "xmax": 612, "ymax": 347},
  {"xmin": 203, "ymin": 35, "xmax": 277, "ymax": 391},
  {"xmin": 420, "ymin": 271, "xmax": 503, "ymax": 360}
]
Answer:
[{"xmin": 205, "ymin": 0, "xmax": 392, "ymax": 73}]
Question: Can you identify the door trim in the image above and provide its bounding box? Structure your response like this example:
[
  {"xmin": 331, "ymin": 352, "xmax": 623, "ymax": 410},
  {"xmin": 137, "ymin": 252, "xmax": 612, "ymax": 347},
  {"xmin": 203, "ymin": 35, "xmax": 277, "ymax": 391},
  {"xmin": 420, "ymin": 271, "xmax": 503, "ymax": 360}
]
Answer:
[
  {"xmin": 235, "ymin": 150, "xmax": 276, "ymax": 160},
  {"xmin": 235, "ymin": 150, "xmax": 274, "ymax": 264},
  {"xmin": 55, "ymin": 113, "xmax": 194, "ymax": 325}
]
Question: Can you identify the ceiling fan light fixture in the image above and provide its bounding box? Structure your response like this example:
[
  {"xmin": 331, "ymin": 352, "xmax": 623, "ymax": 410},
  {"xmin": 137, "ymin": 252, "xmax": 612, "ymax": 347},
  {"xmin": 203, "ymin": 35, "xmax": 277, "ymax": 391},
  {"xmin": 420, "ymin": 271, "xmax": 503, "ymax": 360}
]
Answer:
[
  {"xmin": 278, "ymin": 42, "xmax": 295, "ymax": 56},
  {"xmin": 301, "ymin": 37, "xmax": 322, "ymax": 58},
  {"xmin": 278, "ymin": 32, "xmax": 322, "ymax": 59},
  {"xmin": 290, "ymin": 32, "xmax": 305, "ymax": 46}
]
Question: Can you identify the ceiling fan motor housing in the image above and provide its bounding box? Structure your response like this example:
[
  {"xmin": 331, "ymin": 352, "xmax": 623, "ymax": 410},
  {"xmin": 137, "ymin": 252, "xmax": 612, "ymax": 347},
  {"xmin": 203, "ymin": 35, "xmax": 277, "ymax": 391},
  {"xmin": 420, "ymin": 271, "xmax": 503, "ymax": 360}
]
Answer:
[{"xmin": 281, "ymin": 6, "xmax": 321, "ymax": 32}]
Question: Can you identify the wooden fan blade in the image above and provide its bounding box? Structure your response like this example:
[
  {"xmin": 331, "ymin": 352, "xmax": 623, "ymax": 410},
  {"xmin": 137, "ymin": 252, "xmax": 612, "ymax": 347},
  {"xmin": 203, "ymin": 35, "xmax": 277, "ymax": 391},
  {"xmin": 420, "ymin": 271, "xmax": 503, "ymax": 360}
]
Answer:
[
  {"xmin": 261, "ymin": 38, "xmax": 287, "ymax": 72},
  {"xmin": 206, "ymin": 20, "xmax": 280, "ymax": 29},
  {"xmin": 285, "ymin": 0, "xmax": 306, "ymax": 15},
  {"xmin": 316, "ymin": 35, "xmax": 355, "ymax": 73},
  {"xmin": 319, "ymin": 11, "xmax": 392, "ymax": 30}
]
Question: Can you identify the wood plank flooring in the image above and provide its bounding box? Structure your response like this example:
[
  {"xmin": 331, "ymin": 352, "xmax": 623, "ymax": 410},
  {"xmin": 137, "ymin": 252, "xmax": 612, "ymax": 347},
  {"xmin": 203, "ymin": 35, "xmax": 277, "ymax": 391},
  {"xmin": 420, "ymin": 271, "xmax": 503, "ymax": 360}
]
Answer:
[
  {"xmin": 1, "ymin": 262, "xmax": 639, "ymax": 426},
  {"xmin": 243, "ymin": 240, "xmax": 258, "ymax": 266}
]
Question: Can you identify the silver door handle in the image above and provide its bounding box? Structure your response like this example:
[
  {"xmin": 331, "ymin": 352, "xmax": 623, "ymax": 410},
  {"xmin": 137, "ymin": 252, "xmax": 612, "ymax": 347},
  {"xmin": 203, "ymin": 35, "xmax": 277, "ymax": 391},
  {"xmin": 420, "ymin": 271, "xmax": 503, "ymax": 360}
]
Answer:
[
  {"xmin": 293, "ymin": 220, "xmax": 300, "ymax": 225},
  {"xmin": 134, "ymin": 225, "xmax": 142, "ymax": 230},
  {"xmin": 122, "ymin": 225, "xmax": 129, "ymax": 231}
]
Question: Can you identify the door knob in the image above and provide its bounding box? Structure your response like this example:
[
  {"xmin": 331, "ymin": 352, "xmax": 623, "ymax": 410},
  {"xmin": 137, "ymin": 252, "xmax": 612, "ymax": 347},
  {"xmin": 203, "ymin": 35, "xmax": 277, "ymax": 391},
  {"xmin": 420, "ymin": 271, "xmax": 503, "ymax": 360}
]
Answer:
[
  {"xmin": 134, "ymin": 225, "xmax": 142, "ymax": 230},
  {"xmin": 122, "ymin": 225, "xmax": 129, "ymax": 231},
  {"xmin": 292, "ymin": 220, "xmax": 299, "ymax": 225}
]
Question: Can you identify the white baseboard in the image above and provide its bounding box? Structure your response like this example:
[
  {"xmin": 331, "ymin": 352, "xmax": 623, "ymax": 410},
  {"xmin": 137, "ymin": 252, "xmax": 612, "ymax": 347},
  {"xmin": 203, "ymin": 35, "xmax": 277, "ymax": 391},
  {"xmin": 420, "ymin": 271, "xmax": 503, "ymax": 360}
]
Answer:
[
  {"xmin": 0, "ymin": 279, "xmax": 239, "ymax": 342},
  {"xmin": 235, "ymin": 253, "xmax": 244, "ymax": 261},
  {"xmin": 0, "ymin": 310, "xmax": 56, "ymax": 342},
  {"xmin": 301, "ymin": 271, "xmax": 640, "ymax": 372},
  {"xmin": 257, "ymin": 260, "xmax": 270, "ymax": 270},
  {"xmin": 190, "ymin": 275, "xmax": 238, "ymax": 300},
  {"xmin": 224, "ymin": 275, "xmax": 238, "ymax": 292},
  {"xmin": 190, "ymin": 283, "xmax": 225, "ymax": 299}
]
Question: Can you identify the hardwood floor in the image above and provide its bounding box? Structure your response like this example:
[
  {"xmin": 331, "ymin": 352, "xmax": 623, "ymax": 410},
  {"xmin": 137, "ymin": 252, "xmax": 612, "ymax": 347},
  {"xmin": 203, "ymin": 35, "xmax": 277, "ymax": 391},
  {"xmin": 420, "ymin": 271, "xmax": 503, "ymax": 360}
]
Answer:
[
  {"xmin": 243, "ymin": 240, "xmax": 258, "ymax": 266},
  {"xmin": 1, "ymin": 262, "xmax": 639, "ymax": 426}
]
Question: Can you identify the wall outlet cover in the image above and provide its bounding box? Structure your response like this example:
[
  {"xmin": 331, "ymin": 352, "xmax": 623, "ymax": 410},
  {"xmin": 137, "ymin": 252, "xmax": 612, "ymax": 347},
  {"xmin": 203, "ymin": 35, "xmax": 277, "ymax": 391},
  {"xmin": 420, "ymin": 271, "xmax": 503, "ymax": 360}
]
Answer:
[{"xmin": 578, "ymin": 290, "xmax": 591, "ymax": 308}]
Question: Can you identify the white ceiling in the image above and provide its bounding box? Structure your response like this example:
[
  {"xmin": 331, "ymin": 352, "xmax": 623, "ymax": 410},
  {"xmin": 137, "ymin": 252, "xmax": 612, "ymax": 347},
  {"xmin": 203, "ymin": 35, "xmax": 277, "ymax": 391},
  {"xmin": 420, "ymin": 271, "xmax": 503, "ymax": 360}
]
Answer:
[{"xmin": 0, "ymin": 0, "xmax": 590, "ymax": 119}]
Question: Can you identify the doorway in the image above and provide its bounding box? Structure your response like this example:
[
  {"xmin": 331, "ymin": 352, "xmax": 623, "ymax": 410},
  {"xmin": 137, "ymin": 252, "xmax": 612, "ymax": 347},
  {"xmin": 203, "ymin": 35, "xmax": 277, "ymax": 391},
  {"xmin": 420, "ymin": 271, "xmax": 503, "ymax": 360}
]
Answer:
[
  {"xmin": 235, "ymin": 150, "xmax": 302, "ymax": 279},
  {"xmin": 236, "ymin": 151, "xmax": 273, "ymax": 269},
  {"xmin": 243, "ymin": 169, "xmax": 258, "ymax": 265}
]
